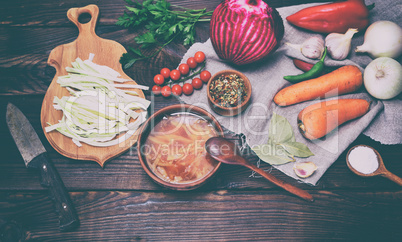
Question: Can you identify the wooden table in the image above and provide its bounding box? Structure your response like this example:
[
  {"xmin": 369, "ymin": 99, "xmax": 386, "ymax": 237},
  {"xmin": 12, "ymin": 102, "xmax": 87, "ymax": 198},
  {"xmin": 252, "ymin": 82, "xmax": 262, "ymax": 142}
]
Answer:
[{"xmin": 1, "ymin": 0, "xmax": 401, "ymax": 241}]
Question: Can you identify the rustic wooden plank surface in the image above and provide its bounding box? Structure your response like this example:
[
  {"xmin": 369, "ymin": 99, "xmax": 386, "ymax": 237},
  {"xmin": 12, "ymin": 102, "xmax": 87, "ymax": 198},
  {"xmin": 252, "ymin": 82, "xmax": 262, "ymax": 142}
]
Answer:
[
  {"xmin": 1, "ymin": 0, "xmax": 402, "ymax": 241},
  {"xmin": 0, "ymin": 26, "xmax": 162, "ymax": 95},
  {"xmin": 0, "ymin": 0, "xmax": 329, "ymax": 96},
  {"xmin": 0, "ymin": 25, "xmax": 189, "ymax": 95},
  {"xmin": 1, "ymin": 190, "xmax": 402, "ymax": 241},
  {"xmin": 0, "ymin": 0, "xmax": 329, "ymax": 26}
]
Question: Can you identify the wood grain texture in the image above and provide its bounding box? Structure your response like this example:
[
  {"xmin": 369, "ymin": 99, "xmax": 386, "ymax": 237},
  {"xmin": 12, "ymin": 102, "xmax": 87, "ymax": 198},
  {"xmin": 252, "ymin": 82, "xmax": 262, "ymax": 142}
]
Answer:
[
  {"xmin": 0, "ymin": 0, "xmax": 329, "ymax": 27},
  {"xmin": 0, "ymin": 0, "xmax": 330, "ymax": 96},
  {"xmin": 1, "ymin": 0, "xmax": 402, "ymax": 240},
  {"xmin": 1, "ymin": 190, "xmax": 401, "ymax": 241},
  {"xmin": 0, "ymin": 25, "xmax": 184, "ymax": 96},
  {"xmin": 40, "ymin": 5, "xmax": 147, "ymax": 166}
]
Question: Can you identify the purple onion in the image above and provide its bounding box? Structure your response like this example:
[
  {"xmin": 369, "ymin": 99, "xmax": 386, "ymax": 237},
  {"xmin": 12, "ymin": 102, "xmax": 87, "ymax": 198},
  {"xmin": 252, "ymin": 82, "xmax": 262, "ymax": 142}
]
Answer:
[{"xmin": 210, "ymin": 0, "xmax": 284, "ymax": 65}]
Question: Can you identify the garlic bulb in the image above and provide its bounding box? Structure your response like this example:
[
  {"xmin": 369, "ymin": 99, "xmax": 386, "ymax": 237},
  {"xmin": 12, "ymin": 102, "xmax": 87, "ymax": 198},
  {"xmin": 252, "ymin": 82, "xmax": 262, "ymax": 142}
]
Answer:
[
  {"xmin": 356, "ymin": 21, "xmax": 402, "ymax": 59},
  {"xmin": 287, "ymin": 36, "xmax": 325, "ymax": 59},
  {"xmin": 325, "ymin": 28, "xmax": 358, "ymax": 60}
]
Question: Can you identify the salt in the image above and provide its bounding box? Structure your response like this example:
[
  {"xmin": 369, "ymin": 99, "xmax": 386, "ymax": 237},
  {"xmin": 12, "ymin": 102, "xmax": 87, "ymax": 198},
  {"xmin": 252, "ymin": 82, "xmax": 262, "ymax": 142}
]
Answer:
[{"xmin": 348, "ymin": 146, "xmax": 379, "ymax": 174}]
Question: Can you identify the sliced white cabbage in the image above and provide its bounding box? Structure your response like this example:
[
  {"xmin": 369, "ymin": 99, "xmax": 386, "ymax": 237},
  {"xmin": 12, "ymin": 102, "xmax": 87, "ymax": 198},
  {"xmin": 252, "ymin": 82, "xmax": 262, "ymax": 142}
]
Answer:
[{"xmin": 46, "ymin": 54, "xmax": 150, "ymax": 147}]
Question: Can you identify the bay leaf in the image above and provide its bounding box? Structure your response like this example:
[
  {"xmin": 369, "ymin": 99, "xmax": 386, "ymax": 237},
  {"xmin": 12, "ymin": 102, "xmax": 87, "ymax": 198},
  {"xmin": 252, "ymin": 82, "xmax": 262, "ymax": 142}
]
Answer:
[
  {"xmin": 268, "ymin": 113, "xmax": 295, "ymax": 144},
  {"xmin": 280, "ymin": 141, "xmax": 314, "ymax": 158},
  {"xmin": 253, "ymin": 114, "xmax": 312, "ymax": 166},
  {"xmin": 252, "ymin": 144, "xmax": 295, "ymax": 165}
]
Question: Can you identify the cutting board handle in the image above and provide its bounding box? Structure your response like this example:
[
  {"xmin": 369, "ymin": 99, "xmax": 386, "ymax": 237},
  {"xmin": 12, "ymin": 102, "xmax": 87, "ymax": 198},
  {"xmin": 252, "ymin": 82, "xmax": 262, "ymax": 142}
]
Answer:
[{"xmin": 67, "ymin": 4, "xmax": 99, "ymax": 37}]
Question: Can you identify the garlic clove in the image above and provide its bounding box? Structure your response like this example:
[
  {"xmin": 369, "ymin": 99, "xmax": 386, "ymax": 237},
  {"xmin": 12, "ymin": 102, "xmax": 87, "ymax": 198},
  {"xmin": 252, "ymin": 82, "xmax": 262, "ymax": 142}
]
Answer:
[
  {"xmin": 293, "ymin": 161, "xmax": 317, "ymax": 178},
  {"xmin": 325, "ymin": 28, "xmax": 358, "ymax": 60},
  {"xmin": 301, "ymin": 36, "xmax": 325, "ymax": 59},
  {"xmin": 286, "ymin": 36, "xmax": 325, "ymax": 60}
]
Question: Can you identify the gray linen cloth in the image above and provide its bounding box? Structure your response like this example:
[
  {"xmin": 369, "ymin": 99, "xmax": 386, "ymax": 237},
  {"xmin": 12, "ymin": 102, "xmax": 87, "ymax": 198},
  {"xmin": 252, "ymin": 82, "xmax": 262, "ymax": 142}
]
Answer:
[{"xmin": 180, "ymin": 0, "xmax": 402, "ymax": 185}]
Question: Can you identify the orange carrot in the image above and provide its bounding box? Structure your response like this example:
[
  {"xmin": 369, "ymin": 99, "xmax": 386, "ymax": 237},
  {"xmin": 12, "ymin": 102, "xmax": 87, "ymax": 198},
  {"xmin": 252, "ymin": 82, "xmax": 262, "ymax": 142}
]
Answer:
[
  {"xmin": 274, "ymin": 65, "xmax": 362, "ymax": 106},
  {"xmin": 297, "ymin": 99, "xmax": 370, "ymax": 140}
]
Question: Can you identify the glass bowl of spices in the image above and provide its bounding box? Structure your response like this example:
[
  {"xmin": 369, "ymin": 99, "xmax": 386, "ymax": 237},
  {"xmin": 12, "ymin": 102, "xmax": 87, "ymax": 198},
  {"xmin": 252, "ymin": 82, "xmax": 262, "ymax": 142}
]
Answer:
[{"xmin": 207, "ymin": 70, "xmax": 252, "ymax": 116}]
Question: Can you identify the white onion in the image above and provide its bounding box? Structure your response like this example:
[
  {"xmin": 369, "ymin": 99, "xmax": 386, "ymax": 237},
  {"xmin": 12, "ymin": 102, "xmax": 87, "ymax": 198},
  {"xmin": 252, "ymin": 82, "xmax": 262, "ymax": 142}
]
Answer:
[
  {"xmin": 356, "ymin": 21, "xmax": 402, "ymax": 59},
  {"xmin": 364, "ymin": 57, "xmax": 402, "ymax": 100}
]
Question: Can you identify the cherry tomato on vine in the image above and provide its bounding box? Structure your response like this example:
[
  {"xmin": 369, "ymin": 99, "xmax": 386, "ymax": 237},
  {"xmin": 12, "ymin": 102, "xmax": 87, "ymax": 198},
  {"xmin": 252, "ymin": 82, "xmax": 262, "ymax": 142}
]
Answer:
[
  {"xmin": 200, "ymin": 70, "xmax": 211, "ymax": 83},
  {"xmin": 171, "ymin": 84, "xmax": 182, "ymax": 96},
  {"xmin": 160, "ymin": 68, "xmax": 170, "ymax": 79},
  {"xmin": 170, "ymin": 69, "xmax": 181, "ymax": 81},
  {"xmin": 152, "ymin": 85, "xmax": 161, "ymax": 95},
  {"xmin": 194, "ymin": 51, "xmax": 206, "ymax": 63},
  {"xmin": 161, "ymin": 86, "xmax": 171, "ymax": 97},
  {"xmin": 154, "ymin": 74, "xmax": 165, "ymax": 85},
  {"xmin": 192, "ymin": 78, "xmax": 203, "ymax": 90},
  {"xmin": 182, "ymin": 83, "xmax": 194, "ymax": 95},
  {"xmin": 178, "ymin": 63, "xmax": 190, "ymax": 75},
  {"xmin": 187, "ymin": 57, "xmax": 197, "ymax": 69}
]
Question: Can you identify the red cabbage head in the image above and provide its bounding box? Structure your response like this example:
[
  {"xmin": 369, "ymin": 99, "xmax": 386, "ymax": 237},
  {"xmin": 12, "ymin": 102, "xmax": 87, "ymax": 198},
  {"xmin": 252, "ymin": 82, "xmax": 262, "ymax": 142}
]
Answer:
[{"xmin": 210, "ymin": 0, "xmax": 284, "ymax": 65}]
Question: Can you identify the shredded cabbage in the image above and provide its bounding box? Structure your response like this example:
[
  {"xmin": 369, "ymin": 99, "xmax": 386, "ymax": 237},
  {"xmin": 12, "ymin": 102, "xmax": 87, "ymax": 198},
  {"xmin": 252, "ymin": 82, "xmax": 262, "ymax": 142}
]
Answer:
[{"xmin": 46, "ymin": 54, "xmax": 150, "ymax": 147}]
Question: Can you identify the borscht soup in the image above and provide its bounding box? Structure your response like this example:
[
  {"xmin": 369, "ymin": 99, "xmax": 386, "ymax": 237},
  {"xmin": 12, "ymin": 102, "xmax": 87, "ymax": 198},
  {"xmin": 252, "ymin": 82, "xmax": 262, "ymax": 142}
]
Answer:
[{"xmin": 143, "ymin": 113, "xmax": 219, "ymax": 184}]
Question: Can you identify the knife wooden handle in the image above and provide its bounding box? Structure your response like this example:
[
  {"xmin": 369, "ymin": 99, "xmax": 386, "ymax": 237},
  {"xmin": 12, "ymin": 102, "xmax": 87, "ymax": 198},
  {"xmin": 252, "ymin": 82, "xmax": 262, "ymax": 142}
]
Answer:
[{"xmin": 30, "ymin": 153, "xmax": 80, "ymax": 231}]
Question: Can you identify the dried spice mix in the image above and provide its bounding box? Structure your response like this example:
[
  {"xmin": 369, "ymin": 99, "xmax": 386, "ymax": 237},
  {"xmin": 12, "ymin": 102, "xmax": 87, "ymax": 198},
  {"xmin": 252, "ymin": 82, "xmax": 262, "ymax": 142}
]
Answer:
[{"xmin": 209, "ymin": 74, "xmax": 248, "ymax": 108}]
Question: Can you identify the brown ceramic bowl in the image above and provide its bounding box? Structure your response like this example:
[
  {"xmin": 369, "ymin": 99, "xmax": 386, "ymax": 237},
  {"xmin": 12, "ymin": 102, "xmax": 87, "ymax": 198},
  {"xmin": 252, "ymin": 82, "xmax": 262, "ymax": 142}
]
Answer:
[
  {"xmin": 137, "ymin": 104, "xmax": 224, "ymax": 191},
  {"xmin": 207, "ymin": 70, "xmax": 252, "ymax": 116}
]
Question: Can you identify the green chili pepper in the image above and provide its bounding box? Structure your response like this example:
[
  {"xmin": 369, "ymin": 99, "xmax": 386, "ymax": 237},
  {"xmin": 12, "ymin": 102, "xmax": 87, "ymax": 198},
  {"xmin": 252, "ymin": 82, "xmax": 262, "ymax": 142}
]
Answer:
[{"xmin": 284, "ymin": 47, "xmax": 327, "ymax": 83}]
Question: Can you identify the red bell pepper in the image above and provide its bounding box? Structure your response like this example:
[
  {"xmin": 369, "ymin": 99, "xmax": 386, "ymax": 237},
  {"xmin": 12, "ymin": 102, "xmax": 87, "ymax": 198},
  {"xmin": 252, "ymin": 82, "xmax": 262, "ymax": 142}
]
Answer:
[{"xmin": 286, "ymin": 0, "xmax": 373, "ymax": 34}]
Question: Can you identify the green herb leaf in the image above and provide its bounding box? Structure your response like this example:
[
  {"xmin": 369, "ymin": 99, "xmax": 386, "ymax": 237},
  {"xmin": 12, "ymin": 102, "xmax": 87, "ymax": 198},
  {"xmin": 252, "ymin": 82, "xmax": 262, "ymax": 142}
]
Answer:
[
  {"xmin": 120, "ymin": 53, "xmax": 137, "ymax": 69},
  {"xmin": 252, "ymin": 144, "xmax": 295, "ymax": 165},
  {"xmin": 279, "ymin": 142, "xmax": 314, "ymax": 158},
  {"xmin": 124, "ymin": 59, "xmax": 137, "ymax": 69},
  {"xmin": 183, "ymin": 34, "xmax": 194, "ymax": 46},
  {"xmin": 168, "ymin": 24, "xmax": 178, "ymax": 35},
  {"xmin": 177, "ymin": 23, "xmax": 184, "ymax": 31},
  {"xmin": 268, "ymin": 113, "xmax": 295, "ymax": 143},
  {"xmin": 183, "ymin": 24, "xmax": 192, "ymax": 33},
  {"xmin": 142, "ymin": 0, "xmax": 154, "ymax": 7},
  {"xmin": 128, "ymin": 47, "xmax": 145, "ymax": 57},
  {"xmin": 116, "ymin": 0, "xmax": 213, "ymax": 68},
  {"xmin": 149, "ymin": 10, "xmax": 163, "ymax": 17},
  {"xmin": 126, "ymin": 6, "xmax": 140, "ymax": 14},
  {"xmin": 135, "ymin": 32, "xmax": 157, "ymax": 46}
]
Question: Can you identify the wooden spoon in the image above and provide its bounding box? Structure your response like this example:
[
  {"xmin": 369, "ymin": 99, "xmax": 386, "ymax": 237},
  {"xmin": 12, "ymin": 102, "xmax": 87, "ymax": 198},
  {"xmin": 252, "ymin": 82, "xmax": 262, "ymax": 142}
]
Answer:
[
  {"xmin": 346, "ymin": 145, "xmax": 402, "ymax": 186},
  {"xmin": 205, "ymin": 137, "xmax": 314, "ymax": 202}
]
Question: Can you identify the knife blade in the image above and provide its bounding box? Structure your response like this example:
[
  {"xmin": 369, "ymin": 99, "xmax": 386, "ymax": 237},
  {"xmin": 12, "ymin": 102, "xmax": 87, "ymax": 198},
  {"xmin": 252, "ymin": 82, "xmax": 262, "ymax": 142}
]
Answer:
[{"xmin": 6, "ymin": 103, "xmax": 79, "ymax": 231}]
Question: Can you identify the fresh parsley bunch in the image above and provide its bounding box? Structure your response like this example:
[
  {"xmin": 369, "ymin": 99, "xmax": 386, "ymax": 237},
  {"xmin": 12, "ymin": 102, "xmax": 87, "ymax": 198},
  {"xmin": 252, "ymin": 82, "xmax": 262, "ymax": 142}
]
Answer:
[{"xmin": 116, "ymin": 0, "xmax": 213, "ymax": 69}]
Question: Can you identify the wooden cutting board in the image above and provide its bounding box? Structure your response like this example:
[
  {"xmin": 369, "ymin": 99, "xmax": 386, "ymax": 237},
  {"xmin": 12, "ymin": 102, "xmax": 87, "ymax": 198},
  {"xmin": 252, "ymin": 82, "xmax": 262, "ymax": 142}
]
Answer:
[{"xmin": 41, "ymin": 4, "xmax": 145, "ymax": 167}]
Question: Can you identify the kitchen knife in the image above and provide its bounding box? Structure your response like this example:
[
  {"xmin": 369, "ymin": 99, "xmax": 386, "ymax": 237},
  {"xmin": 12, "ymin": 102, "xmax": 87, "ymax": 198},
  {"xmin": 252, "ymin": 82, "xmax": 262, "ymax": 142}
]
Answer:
[{"xmin": 6, "ymin": 103, "xmax": 79, "ymax": 231}]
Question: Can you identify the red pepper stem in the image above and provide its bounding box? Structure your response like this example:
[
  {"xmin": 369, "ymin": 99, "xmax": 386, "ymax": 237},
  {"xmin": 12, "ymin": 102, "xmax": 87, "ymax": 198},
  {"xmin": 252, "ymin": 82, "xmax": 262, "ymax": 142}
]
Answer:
[{"xmin": 366, "ymin": 3, "xmax": 375, "ymax": 11}]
